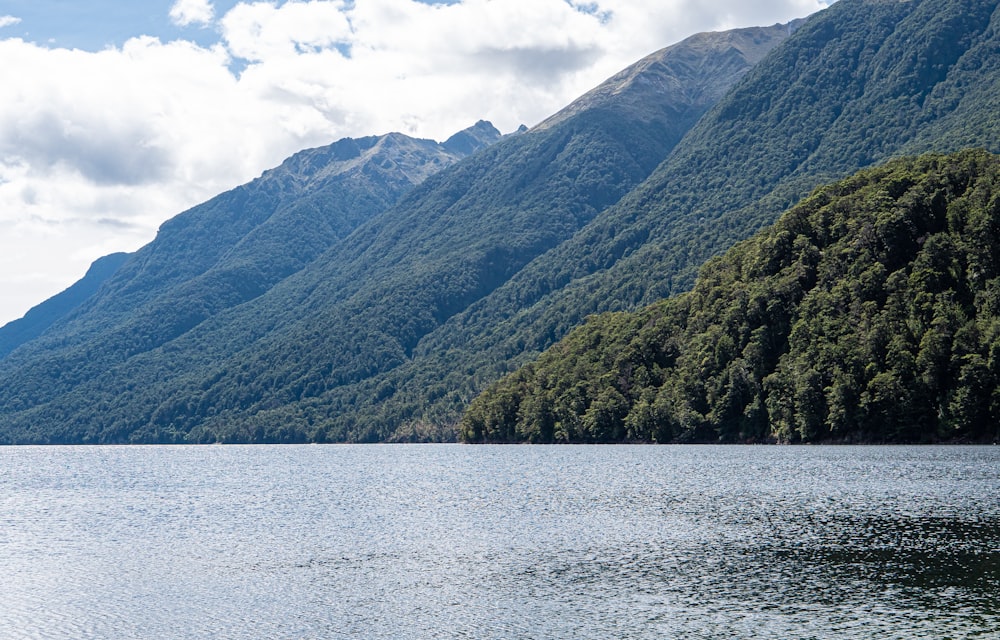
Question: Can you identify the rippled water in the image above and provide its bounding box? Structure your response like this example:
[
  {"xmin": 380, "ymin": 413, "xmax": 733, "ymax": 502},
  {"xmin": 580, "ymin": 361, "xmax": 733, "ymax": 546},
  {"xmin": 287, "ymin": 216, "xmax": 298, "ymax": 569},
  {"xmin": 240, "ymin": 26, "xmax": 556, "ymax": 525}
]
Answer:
[{"xmin": 1, "ymin": 445, "xmax": 997, "ymax": 639}]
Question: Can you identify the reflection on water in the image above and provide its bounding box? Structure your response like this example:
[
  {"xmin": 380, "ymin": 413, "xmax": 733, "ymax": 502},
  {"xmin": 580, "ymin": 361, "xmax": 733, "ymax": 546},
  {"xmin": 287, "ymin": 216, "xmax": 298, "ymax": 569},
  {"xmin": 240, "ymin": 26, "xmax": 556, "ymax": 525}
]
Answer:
[{"xmin": 0, "ymin": 444, "xmax": 997, "ymax": 639}]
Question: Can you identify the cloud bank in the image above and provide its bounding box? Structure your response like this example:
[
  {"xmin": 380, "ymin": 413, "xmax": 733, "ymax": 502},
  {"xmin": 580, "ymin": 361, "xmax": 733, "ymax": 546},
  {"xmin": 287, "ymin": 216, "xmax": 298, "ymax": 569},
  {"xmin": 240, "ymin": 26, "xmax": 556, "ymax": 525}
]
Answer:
[{"xmin": 0, "ymin": 0, "xmax": 832, "ymax": 325}]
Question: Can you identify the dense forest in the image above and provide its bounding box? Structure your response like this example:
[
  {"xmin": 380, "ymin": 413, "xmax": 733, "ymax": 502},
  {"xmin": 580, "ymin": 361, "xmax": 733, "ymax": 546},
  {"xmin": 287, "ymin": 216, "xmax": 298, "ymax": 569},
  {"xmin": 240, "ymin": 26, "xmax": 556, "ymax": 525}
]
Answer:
[{"xmin": 461, "ymin": 150, "xmax": 1000, "ymax": 444}]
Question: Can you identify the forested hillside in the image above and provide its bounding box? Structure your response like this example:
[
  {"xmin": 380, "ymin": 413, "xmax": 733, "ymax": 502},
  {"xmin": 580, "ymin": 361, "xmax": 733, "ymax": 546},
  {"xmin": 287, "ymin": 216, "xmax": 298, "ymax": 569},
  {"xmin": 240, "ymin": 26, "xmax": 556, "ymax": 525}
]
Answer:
[
  {"xmin": 1, "ymin": 124, "xmax": 497, "ymax": 364},
  {"xmin": 0, "ymin": 124, "xmax": 499, "ymax": 441},
  {"xmin": 461, "ymin": 150, "xmax": 1000, "ymax": 444},
  {"xmin": 381, "ymin": 0, "xmax": 1000, "ymax": 440},
  {"xmin": 0, "ymin": 24, "xmax": 788, "ymax": 444},
  {"xmin": 0, "ymin": 252, "xmax": 129, "ymax": 359}
]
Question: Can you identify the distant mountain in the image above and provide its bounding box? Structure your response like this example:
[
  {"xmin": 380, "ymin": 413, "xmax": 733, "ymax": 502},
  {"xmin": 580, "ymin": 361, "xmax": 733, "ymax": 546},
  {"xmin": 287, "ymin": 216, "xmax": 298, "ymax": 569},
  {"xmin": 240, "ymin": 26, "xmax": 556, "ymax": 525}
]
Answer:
[
  {"xmin": 0, "ymin": 123, "xmax": 499, "ymax": 441},
  {"xmin": 3, "ymin": 123, "xmax": 499, "ymax": 363},
  {"xmin": 0, "ymin": 252, "xmax": 129, "ymax": 359},
  {"xmin": 62, "ymin": 122, "xmax": 501, "ymax": 338},
  {"xmin": 443, "ymin": 120, "xmax": 510, "ymax": 156},
  {"xmin": 0, "ymin": 22, "xmax": 794, "ymax": 444},
  {"xmin": 461, "ymin": 150, "xmax": 1000, "ymax": 445}
]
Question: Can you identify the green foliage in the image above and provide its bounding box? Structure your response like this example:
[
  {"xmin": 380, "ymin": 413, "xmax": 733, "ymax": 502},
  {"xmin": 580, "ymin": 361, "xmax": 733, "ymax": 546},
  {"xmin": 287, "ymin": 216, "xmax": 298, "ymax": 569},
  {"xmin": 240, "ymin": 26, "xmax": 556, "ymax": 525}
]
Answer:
[
  {"xmin": 0, "ymin": 42, "xmax": 700, "ymax": 443},
  {"xmin": 462, "ymin": 150, "xmax": 1000, "ymax": 444}
]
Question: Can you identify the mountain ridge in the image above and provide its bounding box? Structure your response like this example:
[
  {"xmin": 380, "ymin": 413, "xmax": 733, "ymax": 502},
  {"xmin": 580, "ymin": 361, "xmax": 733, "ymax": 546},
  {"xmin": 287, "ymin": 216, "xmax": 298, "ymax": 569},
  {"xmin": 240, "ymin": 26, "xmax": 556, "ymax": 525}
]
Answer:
[
  {"xmin": 0, "ymin": 252, "xmax": 130, "ymax": 360},
  {"xmin": 534, "ymin": 22, "xmax": 802, "ymax": 132},
  {"xmin": 391, "ymin": 0, "xmax": 1000, "ymax": 442},
  {"xmin": 0, "ymin": 21, "xmax": 796, "ymax": 443},
  {"xmin": 0, "ymin": 122, "xmax": 499, "ymax": 366}
]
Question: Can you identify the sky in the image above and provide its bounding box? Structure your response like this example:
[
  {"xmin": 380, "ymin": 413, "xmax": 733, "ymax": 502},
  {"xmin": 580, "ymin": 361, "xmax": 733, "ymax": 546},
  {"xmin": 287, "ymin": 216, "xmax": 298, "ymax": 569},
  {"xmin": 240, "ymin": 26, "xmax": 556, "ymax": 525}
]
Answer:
[{"xmin": 0, "ymin": 0, "xmax": 833, "ymax": 326}]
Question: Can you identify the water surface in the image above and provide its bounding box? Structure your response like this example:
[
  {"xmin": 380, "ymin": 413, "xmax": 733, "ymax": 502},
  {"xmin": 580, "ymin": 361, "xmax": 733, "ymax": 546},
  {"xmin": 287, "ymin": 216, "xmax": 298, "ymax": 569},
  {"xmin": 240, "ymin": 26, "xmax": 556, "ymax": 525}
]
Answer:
[{"xmin": 1, "ymin": 445, "xmax": 997, "ymax": 639}]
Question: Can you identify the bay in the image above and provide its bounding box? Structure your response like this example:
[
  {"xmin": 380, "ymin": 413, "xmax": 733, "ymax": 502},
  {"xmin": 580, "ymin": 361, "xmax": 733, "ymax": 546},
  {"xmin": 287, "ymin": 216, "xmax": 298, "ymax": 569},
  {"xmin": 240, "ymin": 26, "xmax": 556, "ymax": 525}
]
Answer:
[{"xmin": 1, "ymin": 444, "xmax": 997, "ymax": 639}]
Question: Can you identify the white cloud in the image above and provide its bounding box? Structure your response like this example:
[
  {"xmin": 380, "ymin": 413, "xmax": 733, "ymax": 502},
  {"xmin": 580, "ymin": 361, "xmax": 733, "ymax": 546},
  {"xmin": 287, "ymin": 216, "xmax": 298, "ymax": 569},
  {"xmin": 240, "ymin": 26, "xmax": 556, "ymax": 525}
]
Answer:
[
  {"xmin": 0, "ymin": 0, "xmax": 833, "ymax": 325},
  {"xmin": 169, "ymin": 0, "xmax": 216, "ymax": 27},
  {"xmin": 222, "ymin": 1, "xmax": 352, "ymax": 60},
  {"xmin": 0, "ymin": 15, "xmax": 21, "ymax": 29}
]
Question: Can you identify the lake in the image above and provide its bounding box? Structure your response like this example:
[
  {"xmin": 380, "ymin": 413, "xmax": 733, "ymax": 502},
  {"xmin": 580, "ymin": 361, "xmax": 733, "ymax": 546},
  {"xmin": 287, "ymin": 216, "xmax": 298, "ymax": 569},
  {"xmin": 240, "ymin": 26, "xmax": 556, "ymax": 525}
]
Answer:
[{"xmin": 1, "ymin": 445, "xmax": 997, "ymax": 639}]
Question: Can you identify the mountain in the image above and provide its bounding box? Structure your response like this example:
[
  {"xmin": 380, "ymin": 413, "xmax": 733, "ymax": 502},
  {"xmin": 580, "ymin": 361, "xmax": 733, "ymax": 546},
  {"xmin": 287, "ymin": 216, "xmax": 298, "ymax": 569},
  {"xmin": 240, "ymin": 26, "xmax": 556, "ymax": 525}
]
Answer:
[
  {"xmin": 442, "ymin": 120, "xmax": 508, "ymax": 156},
  {"xmin": 1, "ymin": 123, "xmax": 500, "ymax": 364},
  {"xmin": 8, "ymin": 0, "xmax": 1000, "ymax": 445},
  {"xmin": 0, "ymin": 23, "xmax": 796, "ymax": 444},
  {"xmin": 0, "ymin": 252, "xmax": 129, "ymax": 359},
  {"xmin": 460, "ymin": 150, "xmax": 1000, "ymax": 445},
  {"xmin": 533, "ymin": 19, "xmax": 803, "ymax": 133},
  {"xmin": 391, "ymin": 0, "xmax": 1000, "ymax": 440},
  {"xmin": 0, "ymin": 123, "xmax": 500, "ymax": 440}
]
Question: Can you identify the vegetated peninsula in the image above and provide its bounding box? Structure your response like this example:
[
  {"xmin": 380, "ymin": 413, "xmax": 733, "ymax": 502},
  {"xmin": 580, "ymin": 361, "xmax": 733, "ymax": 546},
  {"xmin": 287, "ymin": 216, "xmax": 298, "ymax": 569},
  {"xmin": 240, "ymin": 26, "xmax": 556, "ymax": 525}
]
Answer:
[
  {"xmin": 461, "ymin": 150, "xmax": 1000, "ymax": 444},
  {"xmin": 3, "ymin": 0, "xmax": 1000, "ymax": 444}
]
